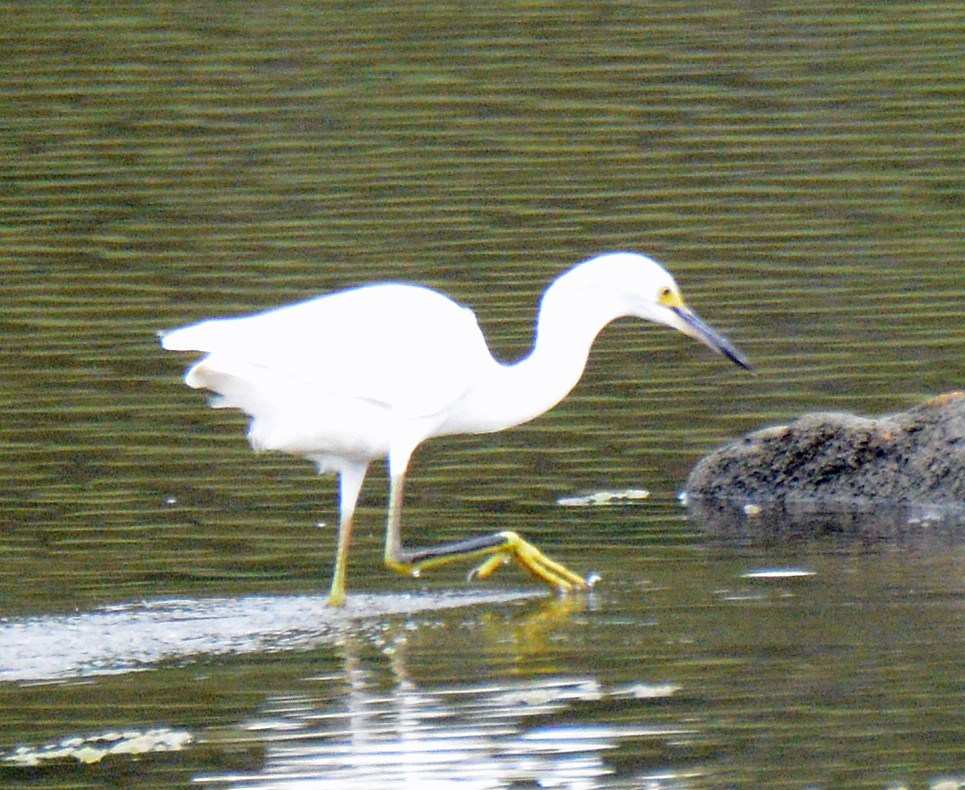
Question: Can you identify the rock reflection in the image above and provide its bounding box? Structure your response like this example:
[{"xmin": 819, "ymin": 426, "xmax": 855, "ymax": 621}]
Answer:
[{"xmin": 687, "ymin": 496, "xmax": 964, "ymax": 547}]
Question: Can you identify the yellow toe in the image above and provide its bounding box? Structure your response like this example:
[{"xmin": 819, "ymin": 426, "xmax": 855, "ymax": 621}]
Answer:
[{"xmin": 493, "ymin": 531, "xmax": 589, "ymax": 593}]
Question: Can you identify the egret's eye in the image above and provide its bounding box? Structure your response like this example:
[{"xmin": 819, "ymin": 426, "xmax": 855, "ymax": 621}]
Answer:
[{"xmin": 659, "ymin": 286, "xmax": 674, "ymax": 302}]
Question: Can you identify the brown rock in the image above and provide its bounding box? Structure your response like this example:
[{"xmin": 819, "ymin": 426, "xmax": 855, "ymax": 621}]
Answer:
[{"xmin": 687, "ymin": 393, "xmax": 965, "ymax": 507}]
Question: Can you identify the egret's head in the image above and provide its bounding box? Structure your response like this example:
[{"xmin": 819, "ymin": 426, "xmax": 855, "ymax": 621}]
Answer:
[{"xmin": 571, "ymin": 252, "xmax": 753, "ymax": 370}]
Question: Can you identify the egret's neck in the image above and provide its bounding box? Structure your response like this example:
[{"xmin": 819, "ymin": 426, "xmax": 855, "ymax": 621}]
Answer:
[{"xmin": 454, "ymin": 274, "xmax": 627, "ymax": 434}]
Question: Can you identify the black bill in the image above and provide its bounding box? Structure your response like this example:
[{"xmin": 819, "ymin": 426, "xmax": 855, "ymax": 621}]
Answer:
[{"xmin": 671, "ymin": 306, "xmax": 753, "ymax": 371}]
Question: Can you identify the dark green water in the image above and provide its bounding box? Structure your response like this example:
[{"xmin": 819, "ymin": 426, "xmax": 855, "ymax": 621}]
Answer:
[{"xmin": 1, "ymin": 2, "xmax": 962, "ymax": 787}]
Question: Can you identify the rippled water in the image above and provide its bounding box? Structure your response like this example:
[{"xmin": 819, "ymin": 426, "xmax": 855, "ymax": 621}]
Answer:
[{"xmin": 1, "ymin": 2, "xmax": 962, "ymax": 788}]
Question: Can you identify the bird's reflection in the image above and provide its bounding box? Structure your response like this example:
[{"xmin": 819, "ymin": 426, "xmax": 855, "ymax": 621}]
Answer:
[
  {"xmin": 2, "ymin": 591, "xmax": 692, "ymax": 785},
  {"xmin": 197, "ymin": 603, "xmax": 688, "ymax": 789},
  {"xmin": 196, "ymin": 601, "xmax": 682, "ymax": 790}
]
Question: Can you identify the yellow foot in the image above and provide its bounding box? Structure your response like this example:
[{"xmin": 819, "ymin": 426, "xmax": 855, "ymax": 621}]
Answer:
[{"xmin": 468, "ymin": 531, "xmax": 594, "ymax": 594}]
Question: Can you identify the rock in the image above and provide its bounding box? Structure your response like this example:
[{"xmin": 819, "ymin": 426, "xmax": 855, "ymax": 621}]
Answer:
[{"xmin": 684, "ymin": 393, "xmax": 965, "ymax": 541}]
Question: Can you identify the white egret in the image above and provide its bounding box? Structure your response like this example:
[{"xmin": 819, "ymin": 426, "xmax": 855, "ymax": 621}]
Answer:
[{"xmin": 161, "ymin": 252, "xmax": 751, "ymax": 606}]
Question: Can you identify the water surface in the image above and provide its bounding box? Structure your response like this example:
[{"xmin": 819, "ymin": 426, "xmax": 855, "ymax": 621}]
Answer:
[{"xmin": 1, "ymin": 2, "xmax": 962, "ymax": 788}]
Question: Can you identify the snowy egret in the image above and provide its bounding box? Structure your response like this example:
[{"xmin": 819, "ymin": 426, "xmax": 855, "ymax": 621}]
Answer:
[{"xmin": 161, "ymin": 252, "xmax": 751, "ymax": 606}]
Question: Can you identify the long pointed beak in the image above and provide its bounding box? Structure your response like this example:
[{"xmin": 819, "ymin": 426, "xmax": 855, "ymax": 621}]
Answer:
[{"xmin": 671, "ymin": 306, "xmax": 753, "ymax": 371}]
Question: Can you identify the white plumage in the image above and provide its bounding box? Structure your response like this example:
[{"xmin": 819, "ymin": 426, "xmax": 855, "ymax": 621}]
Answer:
[{"xmin": 161, "ymin": 252, "xmax": 750, "ymax": 605}]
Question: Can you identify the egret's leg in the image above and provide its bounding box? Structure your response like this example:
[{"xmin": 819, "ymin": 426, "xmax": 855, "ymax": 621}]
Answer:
[
  {"xmin": 328, "ymin": 463, "xmax": 367, "ymax": 607},
  {"xmin": 382, "ymin": 471, "xmax": 590, "ymax": 594},
  {"xmin": 382, "ymin": 470, "xmax": 408, "ymax": 572}
]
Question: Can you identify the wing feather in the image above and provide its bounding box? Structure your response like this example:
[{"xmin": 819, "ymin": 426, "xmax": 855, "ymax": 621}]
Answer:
[{"xmin": 161, "ymin": 284, "xmax": 492, "ymax": 420}]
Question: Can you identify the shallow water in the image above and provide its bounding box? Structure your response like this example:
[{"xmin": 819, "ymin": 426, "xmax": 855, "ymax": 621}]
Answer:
[
  {"xmin": 1, "ymin": 1, "xmax": 963, "ymax": 788},
  {"xmin": 1, "ymin": 515, "xmax": 961, "ymax": 787}
]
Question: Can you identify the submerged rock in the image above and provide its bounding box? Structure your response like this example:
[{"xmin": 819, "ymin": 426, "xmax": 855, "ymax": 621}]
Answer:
[{"xmin": 685, "ymin": 393, "xmax": 965, "ymax": 540}]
